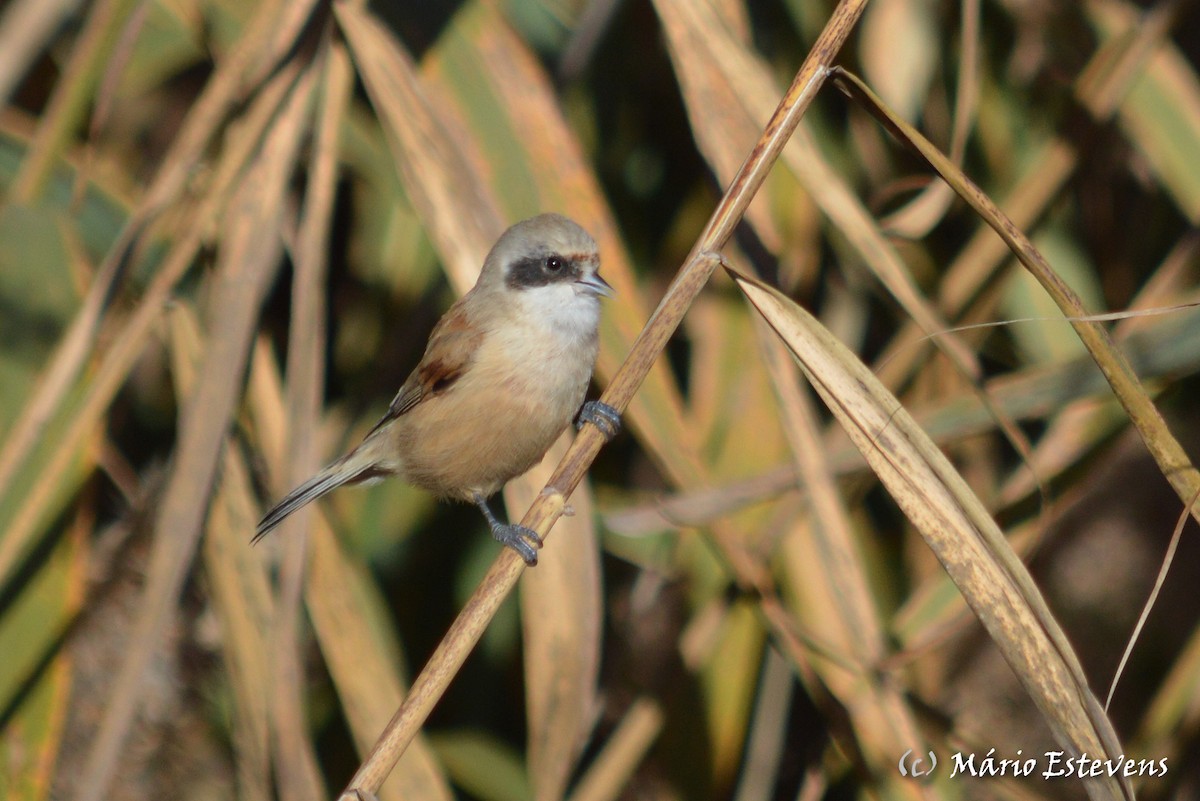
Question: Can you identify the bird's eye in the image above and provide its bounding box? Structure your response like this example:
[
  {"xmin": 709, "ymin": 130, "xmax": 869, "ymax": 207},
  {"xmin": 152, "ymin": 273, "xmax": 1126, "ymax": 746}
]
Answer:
[{"xmin": 545, "ymin": 256, "xmax": 564, "ymax": 272}]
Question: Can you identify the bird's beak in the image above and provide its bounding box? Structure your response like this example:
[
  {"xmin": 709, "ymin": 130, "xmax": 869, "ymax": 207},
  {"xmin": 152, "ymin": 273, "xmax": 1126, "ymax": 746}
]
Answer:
[{"xmin": 576, "ymin": 272, "xmax": 614, "ymax": 298}]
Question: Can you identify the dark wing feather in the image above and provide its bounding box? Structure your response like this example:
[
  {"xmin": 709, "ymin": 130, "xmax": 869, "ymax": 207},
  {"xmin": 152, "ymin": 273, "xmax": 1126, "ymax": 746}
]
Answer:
[{"xmin": 364, "ymin": 301, "xmax": 483, "ymax": 438}]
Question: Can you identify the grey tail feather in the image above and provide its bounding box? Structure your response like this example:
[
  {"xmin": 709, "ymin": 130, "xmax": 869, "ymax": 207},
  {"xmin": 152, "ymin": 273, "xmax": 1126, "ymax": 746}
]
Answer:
[{"xmin": 253, "ymin": 460, "xmax": 373, "ymax": 544}]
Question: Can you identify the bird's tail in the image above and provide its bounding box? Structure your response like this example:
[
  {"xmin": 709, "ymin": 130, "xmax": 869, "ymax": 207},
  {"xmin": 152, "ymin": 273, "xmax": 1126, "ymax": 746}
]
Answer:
[{"xmin": 253, "ymin": 452, "xmax": 383, "ymax": 544}]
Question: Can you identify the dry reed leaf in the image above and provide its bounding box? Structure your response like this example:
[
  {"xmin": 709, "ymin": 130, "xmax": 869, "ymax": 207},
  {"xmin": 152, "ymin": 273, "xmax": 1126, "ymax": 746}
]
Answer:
[
  {"xmin": 759, "ymin": 322, "xmax": 933, "ymax": 799},
  {"xmin": 0, "ymin": 1, "xmax": 312, "ymax": 588},
  {"xmin": 647, "ymin": 0, "xmax": 781, "ymax": 249},
  {"xmin": 896, "ymin": 324, "xmax": 1200, "ymax": 654},
  {"xmin": 505, "ymin": 436, "xmax": 602, "ymax": 801},
  {"xmin": 733, "ymin": 269, "xmax": 1132, "ymax": 801},
  {"xmin": 1089, "ymin": 0, "xmax": 1200, "ymax": 223},
  {"xmin": 0, "ymin": 520, "xmax": 83, "ymax": 800},
  {"xmin": 308, "ymin": 519, "xmax": 457, "ymax": 801},
  {"xmin": 0, "ymin": 0, "xmax": 83, "ymax": 106},
  {"xmin": 310, "ymin": 517, "xmax": 457, "ymax": 801},
  {"xmin": 334, "ymin": 1, "xmax": 503, "ymax": 285},
  {"xmin": 690, "ymin": 295, "xmax": 790, "ymax": 497},
  {"xmin": 248, "ymin": 341, "xmax": 454, "ymax": 801},
  {"xmin": 267, "ymin": 31, "xmax": 349, "ymax": 801},
  {"xmin": 282, "ymin": 32, "xmax": 347, "ymax": 497},
  {"xmin": 136, "ymin": 0, "xmax": 312, "ymax": 216},
  {"xmin": 860, "ymin": 0, "xmax": 939, "ymax": 122},
  {"xmin": 168, "ymin": 301, "xmax": 274, "ymax": 801},
  {"xmin": 10, "ymin": 0, "xmax": 138, "ymax": 202},
  {"xmin": 881, "ymin": 0, "xmax": 981, "ymax": 238},
  {"xmin": 728, "ymin": 647, "xmax": 791, "ymax": 801},
  {"xmin": 565, "ymin": 697, "xmax": 664, "ymax": 801},
  {"xmin": 204, "ymin": 449, "xmax": 277, "ymax": 801},
  {"xmin": 602, "ymin": 466, "xmax": 799, "ymax": 535},
  {"xmin": 702, "ymin": 601, "xmax": 767, "ymax": 786},
  {"xmin": 70, "ymin": 61, "xmax": 313, "ymax": 801},
  {"xmin": 997, "ymin": 237, "xmax": 1200, "ymax": 505}
]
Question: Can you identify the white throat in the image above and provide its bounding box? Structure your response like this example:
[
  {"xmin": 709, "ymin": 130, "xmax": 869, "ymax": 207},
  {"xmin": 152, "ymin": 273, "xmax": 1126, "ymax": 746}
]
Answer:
[{"xmin": 515, "ymin": 282, "xmax": 601, "ymax": 343}]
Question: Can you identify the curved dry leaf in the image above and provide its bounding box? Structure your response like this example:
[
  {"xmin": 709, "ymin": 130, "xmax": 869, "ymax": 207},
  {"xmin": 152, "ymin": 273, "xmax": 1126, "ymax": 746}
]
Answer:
[
  {"xmin": 760, "ymin": 322, "xmax": 932, "ymax": 798},
  {"xmin": 732, "ymin": 269, "xmax": 1132, "ymax": 801}
]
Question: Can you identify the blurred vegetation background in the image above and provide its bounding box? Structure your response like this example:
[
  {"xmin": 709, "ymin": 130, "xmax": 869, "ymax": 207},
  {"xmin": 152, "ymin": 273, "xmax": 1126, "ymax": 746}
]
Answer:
[{"xmin": 1, "ymin": 0, "xmax": 1200, "ymax": 799}]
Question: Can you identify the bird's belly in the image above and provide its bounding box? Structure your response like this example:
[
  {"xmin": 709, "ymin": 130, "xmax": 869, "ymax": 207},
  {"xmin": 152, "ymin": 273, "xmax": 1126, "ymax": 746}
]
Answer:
[{"xmin": 395, "ymin": 346, "xmax": 591, "ymax": 499}]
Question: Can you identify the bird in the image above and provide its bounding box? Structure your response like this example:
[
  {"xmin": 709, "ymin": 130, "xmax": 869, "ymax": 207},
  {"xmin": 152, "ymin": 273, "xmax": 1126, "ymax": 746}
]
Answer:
[{"xmin": 254, "ymin": 213, "xmax": 620, "ymax": 565}]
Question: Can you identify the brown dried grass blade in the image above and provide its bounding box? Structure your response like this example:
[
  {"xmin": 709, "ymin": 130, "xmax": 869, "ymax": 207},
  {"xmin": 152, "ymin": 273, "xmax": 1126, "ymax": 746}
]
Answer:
[
  {"xmin": 505, "ymin": 437, "xmax": 602, "ymax": 801},
  {"xmin": 0, "ymin": 0, "xmax": 319, "ymax": 571},
  {"xmin": 757, "ymin": 319, "xmax": 931, "ymax": 797},
  {"xmin": 334, "ymin": 1, "xmax": 502, "ymax": 286},
  {"xmin": 565, "ymin": 698, "xmax": 664, "ymax": 801},
  {"xmin": 69, "ymin": 64, "xmax": 314, "ymax": 801},
  {"xmin": 265, "ymin": 30, "xmax": 350, "ymax": 801},
  {"xmin": 732, "ymin": 268, "xmax": 1132, "ymax": 801},
  {"xmin": 0, "ymin": 0, "xmax": 82, "ymax": 107},
  {"xmin": 170, "ymin": 303, "xmax": 274, "ymax": 801}
]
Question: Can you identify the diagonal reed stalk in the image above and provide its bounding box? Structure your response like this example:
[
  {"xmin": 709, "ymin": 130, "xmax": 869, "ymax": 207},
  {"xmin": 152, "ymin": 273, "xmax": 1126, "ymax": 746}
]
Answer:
[{"xmin": 337, "ymin": 0, "xmax": 869, "ymax": 796}]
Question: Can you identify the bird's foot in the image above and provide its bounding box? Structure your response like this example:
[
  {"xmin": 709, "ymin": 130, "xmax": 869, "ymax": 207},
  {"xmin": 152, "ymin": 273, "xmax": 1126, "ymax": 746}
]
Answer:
[
  {"xmin": 473, "ymin": 492, "xmax": 541, "ymax": 565},
  {"xmin": 490, "ymin": 522, "xmax": 542, "ymax": 566},
  {"xmin": 576, "ymin": 400, "xmax": 621, "ymax": 440}
]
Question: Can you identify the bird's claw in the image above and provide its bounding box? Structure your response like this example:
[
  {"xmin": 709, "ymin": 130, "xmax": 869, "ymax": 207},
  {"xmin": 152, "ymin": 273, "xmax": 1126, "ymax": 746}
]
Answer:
[
  {"xmin": 576, "ymin": 400, "xmax": 621, "ymax": 440},
  {"xmin": 490, "ymin": 522, "xmax": 542, "ymax": 565}
]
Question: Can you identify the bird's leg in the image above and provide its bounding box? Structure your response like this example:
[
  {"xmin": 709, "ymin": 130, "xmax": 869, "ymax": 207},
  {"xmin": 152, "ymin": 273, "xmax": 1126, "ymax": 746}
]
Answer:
[
  {"xmin": 473, "ymin": 492, "xmax": 541, "ymax": 566},
  {"xmin": 576, "ymin": 400, "xmax": 621, "ymax": 440}
]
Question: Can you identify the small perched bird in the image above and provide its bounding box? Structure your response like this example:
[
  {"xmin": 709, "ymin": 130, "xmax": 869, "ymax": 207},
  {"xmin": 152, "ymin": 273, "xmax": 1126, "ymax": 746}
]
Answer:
[{"xmin": 254, "ymin": 213, "xmax": 619, "ymax": 564}]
